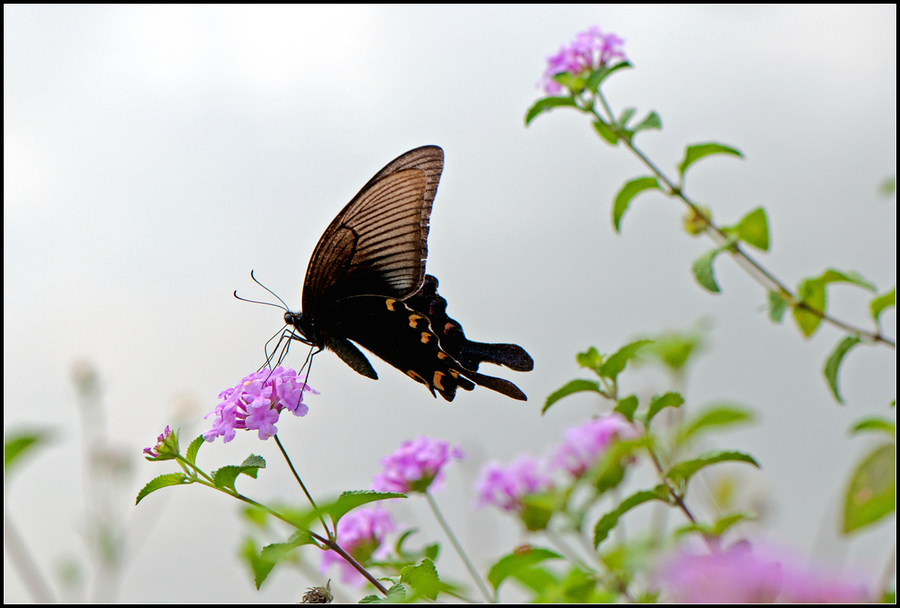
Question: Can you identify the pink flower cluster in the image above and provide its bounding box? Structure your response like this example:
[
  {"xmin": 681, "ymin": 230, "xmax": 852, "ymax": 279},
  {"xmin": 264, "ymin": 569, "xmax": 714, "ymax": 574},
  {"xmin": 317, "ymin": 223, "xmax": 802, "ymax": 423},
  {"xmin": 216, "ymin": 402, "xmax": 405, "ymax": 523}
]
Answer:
[
  {"xmin": 320, "ymin": 508, "xmax": 396, "ymax": 588},
  {"xmin": 372, "ymin": 435, "xmax": 465, "ymax": 494},
  {"xmin": 475, "ymin": 413, "xmax": 637, "ymax": 512},
  {"xmin": 551, "ymin": 414, "xmax": 639, "ymax": 477},
  {"xmin": 203, "ymin": 366, "xmax": 316, "ymax": 443},
  {"xmin": 541, "ymin": 26, "xmax": 626, "ymax": 94},
  {"xmin": 474, "ymin": 454, "xmax": 553, "ymax": 512},
  {"xmin": 657, "ymin": 542, "xmax": 871, "ymax": 602}
]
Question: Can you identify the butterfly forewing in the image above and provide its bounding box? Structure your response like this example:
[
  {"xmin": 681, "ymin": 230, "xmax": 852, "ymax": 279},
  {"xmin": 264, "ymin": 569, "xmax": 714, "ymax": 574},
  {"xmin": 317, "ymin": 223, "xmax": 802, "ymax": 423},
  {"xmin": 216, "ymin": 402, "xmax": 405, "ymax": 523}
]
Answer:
[{"xmin": 301, "ymin": 146, "xmax": 444, "ymax": 316}]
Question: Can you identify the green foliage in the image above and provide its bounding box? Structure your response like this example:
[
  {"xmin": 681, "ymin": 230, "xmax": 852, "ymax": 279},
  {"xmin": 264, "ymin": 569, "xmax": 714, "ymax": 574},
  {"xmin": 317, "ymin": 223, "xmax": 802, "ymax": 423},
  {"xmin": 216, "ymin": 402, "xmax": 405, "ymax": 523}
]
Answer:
[
  {"xmin": 768, "ymin": 290, "xmax": 789, "ymax": 322},
  {"xmin": 487, "ymin": 546, "xmax": 562, "ymax": 594},
  {"xmin": 524, "ymin": 96, "xmax": 578, "ymax": 125},
  {"xmin": 692, "ymin": 247, "xmax": 724, "ymax": 292},
  {"xmin": 400, "ymin": 558, "xmax": 450, "ymax": 601},
  {"xmin": 824, "ymin": 335, "xmax": 862, "ymax": 403},
  {"xmin": 870, "ymin": 287, "xmax": 895, "ymax": 326},
  {"xmin": 613, "ymin": 177, "xmax": 662, "ymax": 232},
  {"xmin": 594, "ymin": 487, "xmax": 670, "ymax": 547},
  {"xmin": 134, "ymin": 473, "xmax": 190, "ymax": 505},
  {"xmin": 848, "ymin": 417, "xmax": 895, "ymax": 437},
  {"xmin": 793, "ymin": 269, "xmax": 876, "ymax": 338},
  {"xmin": 4, "ymin": 429, "xmax": 52, "ymax": 475},
  {"xmin": 543, "ymin": 379, "xmax": 602, "ymax": 413},
  {"xmin": 677, "ymin": 404, "xmax": 754, "ymax": 446},
  {"xmin": 645, "ymin": 392, "xmax": 685, "ymax": 426},
  {"xmin": 842, "ymin": 443, "xmax": 895, "ymax": 533},
  {"xmin": 678, "ymin": 143, "xmax": 743, "ymax": 179},
  {"xmin": 666, "ymin": 451, "xmax": 760, "ymax": 489},
  {"xmin": 322, "ymin": 490, "xmax": 407, "ymax": 530},
  {"xmin": 726, "ymin": 207, "xmax": 770, "ymax": 251}
]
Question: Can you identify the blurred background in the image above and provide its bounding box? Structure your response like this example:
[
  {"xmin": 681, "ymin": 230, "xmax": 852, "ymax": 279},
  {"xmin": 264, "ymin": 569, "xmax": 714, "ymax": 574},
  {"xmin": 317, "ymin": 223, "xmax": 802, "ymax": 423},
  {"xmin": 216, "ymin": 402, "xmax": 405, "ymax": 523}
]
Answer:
[{"xmin": 4, "ymin": 5, "xmax": 895, "ymax": 602}]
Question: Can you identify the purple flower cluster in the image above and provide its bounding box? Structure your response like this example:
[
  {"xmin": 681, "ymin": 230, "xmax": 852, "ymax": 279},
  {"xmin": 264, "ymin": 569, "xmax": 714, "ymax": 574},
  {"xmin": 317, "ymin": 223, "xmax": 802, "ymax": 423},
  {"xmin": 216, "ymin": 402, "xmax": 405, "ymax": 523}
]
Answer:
[
  {"xmin": 474, "ymin": 454, "xmax": 553, "ymax": 512},
  {"xmin": 320, "ymin": 508, "xmax": 395, "ymax": 588},
  {"xmin": 540, "ymin": 26, "xmax": 626, "ymax": 94},
  {"xmin": 475, "ymin": 413, "xmax": 638, "ymax": 512},
  {"xmin": 552, "ymin": 413, "xmax": 638, "ymax": 478},
  {"xmin": 143, "ymin": 425, "xmax": 178, "ymax": 460},
  {"xmin": 657, "ymin": 542, "xmax": 871, "ymax": 602},
  {"xmin": 203, "ymin": 367, "xmax": 316, "ymax": 443},
  {"xmin": 372, "ymin": 435, "xmax": 465, "ymax": 494}
]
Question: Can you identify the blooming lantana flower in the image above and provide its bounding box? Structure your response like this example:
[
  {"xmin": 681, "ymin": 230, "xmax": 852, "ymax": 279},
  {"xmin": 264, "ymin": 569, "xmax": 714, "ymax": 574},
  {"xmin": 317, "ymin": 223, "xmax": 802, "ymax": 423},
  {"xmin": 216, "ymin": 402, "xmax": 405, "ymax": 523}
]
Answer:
[
  {"xmin": 320, "ymin": 508, "xmax": 395, "ymax": 588},
  {"xmin": 371, "ymin": 435, "xmax": 465, "ymax": 494},
  {"xmin": 551, "ymin": 413, "xmax": 639, "ymax": 478},
  {"xmin": 474, "ymin": 454, "xmax": 553, "ymax": 512},
  {"xmin": 540, "ymin": 25, "xmax": 627, "ymax": 94},
  {"xmin": 657, "ymin": 541, "xmax": 871, "ymax": 602},
  {"xmin": 203, "ymin": 366, "xmax": 316, "ymax": 443}
]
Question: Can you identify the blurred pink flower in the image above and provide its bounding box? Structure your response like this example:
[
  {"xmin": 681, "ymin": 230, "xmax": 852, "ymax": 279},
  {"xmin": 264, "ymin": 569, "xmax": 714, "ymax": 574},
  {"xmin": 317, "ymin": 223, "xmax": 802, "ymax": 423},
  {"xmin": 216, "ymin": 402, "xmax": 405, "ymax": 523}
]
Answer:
[{"xmin": 657, "ymin": 541, "xmax": 871, "ymax": 603}]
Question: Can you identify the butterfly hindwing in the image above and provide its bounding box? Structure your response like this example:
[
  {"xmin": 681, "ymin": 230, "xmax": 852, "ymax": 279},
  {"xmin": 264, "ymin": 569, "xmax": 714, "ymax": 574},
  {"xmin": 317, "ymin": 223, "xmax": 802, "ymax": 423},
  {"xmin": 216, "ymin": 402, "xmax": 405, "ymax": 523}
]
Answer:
[{"xmin": 319, "ymin": 295, "xmax": 476, "ymax": 401}]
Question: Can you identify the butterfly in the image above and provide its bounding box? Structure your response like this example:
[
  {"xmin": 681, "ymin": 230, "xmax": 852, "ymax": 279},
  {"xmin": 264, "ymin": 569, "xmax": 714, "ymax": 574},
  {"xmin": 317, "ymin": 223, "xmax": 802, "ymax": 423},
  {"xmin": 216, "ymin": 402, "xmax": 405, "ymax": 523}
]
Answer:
[{"xmin": 284, "ymin": 145, "xmax": 533, "ymax": 401}]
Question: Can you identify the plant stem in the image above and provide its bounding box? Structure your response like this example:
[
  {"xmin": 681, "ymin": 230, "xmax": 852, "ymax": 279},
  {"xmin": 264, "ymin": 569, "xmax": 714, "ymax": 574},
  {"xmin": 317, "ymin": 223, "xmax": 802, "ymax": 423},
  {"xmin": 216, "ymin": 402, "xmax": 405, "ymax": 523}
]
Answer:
[{"xmin": 425, "ymin": 491, "xmax": 493, "ymax": 602}]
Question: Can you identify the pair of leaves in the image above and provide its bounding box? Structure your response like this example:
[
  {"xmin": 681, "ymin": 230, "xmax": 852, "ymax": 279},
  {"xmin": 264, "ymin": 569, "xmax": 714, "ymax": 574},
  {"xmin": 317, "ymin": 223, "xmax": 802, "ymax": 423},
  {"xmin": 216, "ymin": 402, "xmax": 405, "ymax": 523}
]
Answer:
[
  {"xmin": 593, "ymin": 450, "xmax": 760, "ymax": 547},
  {"xmin": 614, "ymin": 143, "xmax": 743, "ymax": 233},
  {"xmin": 543, "ymin": 340, "xmax": 653, "ymax": 414},
  {"xmin": 691, "ymin": 206, "xmax": 769, "ymax": 293}
]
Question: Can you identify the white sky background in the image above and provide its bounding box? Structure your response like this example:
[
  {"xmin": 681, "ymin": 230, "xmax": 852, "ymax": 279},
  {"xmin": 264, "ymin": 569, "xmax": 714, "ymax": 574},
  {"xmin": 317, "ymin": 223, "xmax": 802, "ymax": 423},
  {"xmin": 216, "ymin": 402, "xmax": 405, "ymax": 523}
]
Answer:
[{"xmin": 4, "ymin": 5, "xmax": 895, "ymax": 602}]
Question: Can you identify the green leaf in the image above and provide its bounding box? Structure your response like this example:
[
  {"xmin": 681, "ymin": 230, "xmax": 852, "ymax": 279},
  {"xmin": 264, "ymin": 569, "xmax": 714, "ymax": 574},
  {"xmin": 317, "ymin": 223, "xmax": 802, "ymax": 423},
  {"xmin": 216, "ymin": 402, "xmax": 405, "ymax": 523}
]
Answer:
[
  {"xmin": 400, "ymin": 558, "xmax": 446, "ymax": 601},
  {"xmin": 678, "ymin": 143, "xmax": 743, "ymax": 179},
  {"xmin": 643, "ymin": 330, "xmax": 704, "ymax": 372},
  {"xmin": 4, "ymin": 429, "xmax": 52, "ymax": 474},
  {"xmin": 823, "ymin": 335, "xmax": 862, "ymax": 403},
  {"xmin": 584, "ymin": 60, "xmax": 631, "ymax": 90},
  {"xmin": 870, "ymin": 287, "xmax": 895, "ymax": 325},
  {"xmin": 326, "ymin": 490, "xmax": 406, "ymax": 529},
  {"xmin": 793, "ymin": 278, "xmax": 826, "ymax": 337},
  {"xmin": 849, "ymin": 417, "xmax": 895, "ymax": 437},
  {"xmin": 819, "ymin": 269, "xmax": 877, "ymax": 291},
  {"xmin": 525, "ymin": 96, "xmax": 578, "ymax": 125},
  {"xmin": 135, "ymin": 472, "xmax": 190, "ymax": 505},
  {"xmin": 594, "ymin": 487, "xmax": 669, "ymax": 547},
  {"xmin": 675, "ymin": 512, "xmax": 756, "ymax": 538},
  {"xmin": 576, "ymin": 347, "xmax": 605, "ymax": 373},
  {"xmin": 600, "ymin": 339, "xmax": 654, "ymax": 380},
  {"xmin": 692, "ymin": 248, "xmax": 723, "ymax": 293},
  {"xmin": 632, "ymin": 111, "xmax": 662, "ymax": 134},
  {"xmin": 592, "ymin": 119, "xmax": 618, "ymax": 145},
  {"xmin": 843, "ymin": 443, "xmax": 895, "ymax": 533},
  {"xmin": 212, "ymin": 458, "xmax": 264, "ymax": 492},
  {"xmin": 613, "ymin": 177, "xmax": 662, "ymax": 233},
  {"xmin": 734, "ymin": 207, "xmax": 769, "ymax": 251},
  {"xmin": 768, "ymin": 290, "xmax": 788, "ymax": 323},
  {"xmin": 360, "ymin": 583, "xmax": 408, "ymax": 603},
  {"xmin": 646, "ymin": 392, "xmax": 685, "ymax": 426},
  {"xmin": 185, "ymin": 434, "xmax": 205, "ymax": 465},
  {"xmin": 519, "ymin": 492, "xmax": 560, "ymax": 531},
  {"xmin": 614, "ymin": 395, "xmax": 639, "ymax": 422},
  {"xmin": 617, "ymin": 107, "xmax": 636, "ymax": 129},
  {"xmin": 543, "ymin": 379, "xmax": 603, "ymax": 414},
  {"xmin": 487, "ymin": 547, "xmax": 562, "ymax": 592},
  {"xmin": 666, "ymin": 451, "xmax": 760, "ymax": 488},
  {"xmin": 679, "ymin": 404, "xmax": 755, "ymax": 445}
]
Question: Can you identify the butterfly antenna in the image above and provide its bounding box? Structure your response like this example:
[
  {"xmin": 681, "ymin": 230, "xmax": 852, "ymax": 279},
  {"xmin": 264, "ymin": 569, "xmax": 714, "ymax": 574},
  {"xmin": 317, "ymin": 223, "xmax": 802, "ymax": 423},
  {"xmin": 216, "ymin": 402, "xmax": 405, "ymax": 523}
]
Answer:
[{"xmin": 250, "ymin": 269, "xmax": 291, "ymax": 310}]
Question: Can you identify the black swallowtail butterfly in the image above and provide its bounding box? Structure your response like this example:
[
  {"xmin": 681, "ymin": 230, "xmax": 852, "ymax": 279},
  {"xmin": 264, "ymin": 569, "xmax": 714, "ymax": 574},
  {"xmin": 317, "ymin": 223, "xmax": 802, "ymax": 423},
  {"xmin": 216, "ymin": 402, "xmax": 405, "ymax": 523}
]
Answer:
[{"xmin": 284, "ymin": 145, "xmax": 533, "ymax": 401}]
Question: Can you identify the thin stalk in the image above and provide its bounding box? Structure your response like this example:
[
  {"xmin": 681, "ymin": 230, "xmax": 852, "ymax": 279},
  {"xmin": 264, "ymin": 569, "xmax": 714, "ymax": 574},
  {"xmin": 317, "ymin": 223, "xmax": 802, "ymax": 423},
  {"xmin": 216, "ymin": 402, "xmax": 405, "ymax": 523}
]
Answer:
[{"xmin": 425, "ymin": 491, "xmax": 493, "ymax": 603}]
